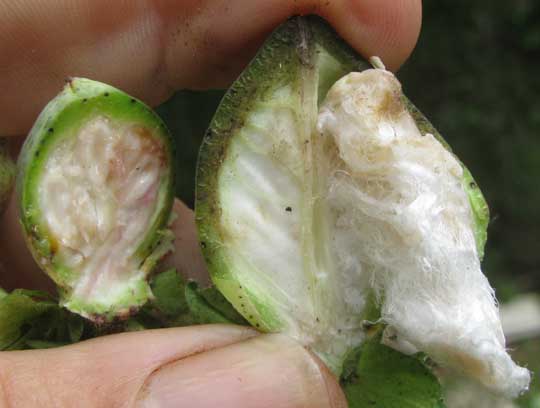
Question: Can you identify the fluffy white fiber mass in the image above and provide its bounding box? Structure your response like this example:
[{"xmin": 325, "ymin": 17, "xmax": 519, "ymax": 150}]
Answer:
[{"xmin": 317, "ymin": 69, "xmax": 530, "ymax": 397}]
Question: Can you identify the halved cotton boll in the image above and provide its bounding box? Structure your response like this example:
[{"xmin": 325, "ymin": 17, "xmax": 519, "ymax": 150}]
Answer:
[
  {"xmin": 317, "ymin": 69, "xmax": 530, "ymax": 397},
  {"xmin": 18, "ymin": 78, "xmax": 175, "ymax": 321}
]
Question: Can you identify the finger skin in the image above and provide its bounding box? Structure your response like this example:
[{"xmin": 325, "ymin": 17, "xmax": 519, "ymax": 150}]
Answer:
[
  {"xmin": 0, "ymin": 191, "xmax": 56, "ymax": 292},
  {"xmin": 137, "ymin": 334, "xmax": 347, "ymax": 408},
  {"xmin": 0, "ymin": 325, "xmax": 257, "ymax": 407},
  {"xmin": 0, "ymin": 328, "xmax": 347, "ymax": 408},
  {"xmin": 160, "ymin": 199, "xmax": 212, "ymax": 287},
  {"xmin": 0, "ymin": 0, "xmax": 422, "ymax": 136}
]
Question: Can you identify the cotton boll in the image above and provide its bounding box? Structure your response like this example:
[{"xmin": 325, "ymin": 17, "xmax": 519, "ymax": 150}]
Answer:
[{"xmin": 318, "ymin": 69, "xmax": 530, "ymax": 397}]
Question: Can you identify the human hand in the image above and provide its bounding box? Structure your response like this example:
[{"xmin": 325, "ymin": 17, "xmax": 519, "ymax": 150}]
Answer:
[{"xmin": 0, "ymin": 1, "xmax": 421, "ymax": 406}]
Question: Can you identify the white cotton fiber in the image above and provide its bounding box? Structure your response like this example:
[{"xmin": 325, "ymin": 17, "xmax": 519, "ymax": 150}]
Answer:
[{"xmin": 317, "ymin": 69, "xmax": 530, "ymax": 397}]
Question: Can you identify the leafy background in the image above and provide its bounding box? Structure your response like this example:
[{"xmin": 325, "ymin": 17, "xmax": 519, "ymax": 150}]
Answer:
[{"xmin": 155, "ymin": 1, "xmax": 540, "ymax": 406}]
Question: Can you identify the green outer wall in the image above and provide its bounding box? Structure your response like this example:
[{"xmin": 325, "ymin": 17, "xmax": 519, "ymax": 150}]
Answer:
[
  {"xmin": 195, "ymin": 15, "xmax": 490, "ymax": 367},
  {"xmin": 17, "ymin": 78, "xmax": 175, "ymax": 319},
  {"xmin": 196, "ymin": 17, "xmax": 306, "ymax": 333}
]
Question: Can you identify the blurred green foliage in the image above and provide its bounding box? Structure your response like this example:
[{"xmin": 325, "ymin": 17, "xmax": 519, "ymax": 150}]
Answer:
[{"xmin": 512, "ymin": 338, "xmax": 540, "ymax": 407}]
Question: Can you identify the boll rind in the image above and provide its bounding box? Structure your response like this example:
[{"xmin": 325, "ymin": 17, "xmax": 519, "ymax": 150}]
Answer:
[
  {"xmin": 195, "ymin": 15, "xmax": 528, "ymax": 397},
  {"xmin": 17, "ymin": 78, "xmax": 175, "ymax": 321},
  {"xmin": 196, "ymin": 15, "xmax": 373, "ymax": 373}
]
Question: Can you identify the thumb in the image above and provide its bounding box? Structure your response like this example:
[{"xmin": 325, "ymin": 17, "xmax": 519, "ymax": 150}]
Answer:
[{"xmin": 0, "ymin": 325, "xmax": 347, "ymax": 408}]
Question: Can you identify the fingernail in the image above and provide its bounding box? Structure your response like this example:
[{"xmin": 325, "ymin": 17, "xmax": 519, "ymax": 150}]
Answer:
[{"xmin": 137, "ymin": 333, "xmax": 347, "ymax": 408}]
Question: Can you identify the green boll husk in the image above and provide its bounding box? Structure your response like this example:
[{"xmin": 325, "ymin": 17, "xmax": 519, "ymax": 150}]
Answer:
[
  {"xmin": 17, "ymin": 78, "xmax": 175, "ymax": 322},
  {"xmin": 196, "ymin": 15, "xmax": 490, "ymax": 374}
]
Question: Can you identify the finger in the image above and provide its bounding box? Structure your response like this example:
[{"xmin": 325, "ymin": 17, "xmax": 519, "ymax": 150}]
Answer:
[
  {"xmin": 0, "ymin": 191, "xmax": 56, "ymax": 292},
  {"xmin": 0, "ymin": 325, "xmax": 257, "ymax": 407},
  {"xmin": 0, "ymin": 328, "xmax": 346, "ymax": 408},
  {"xmin": 160, "ymin": 199, "xmax": 211, "ymax": 287},
  {"xmin": 0, "ymin": 0, "xmax": 422, "ymax": 136},
  {"xmin": 138, "ymin": 334, "xmax": 347, "ymax": 408}
]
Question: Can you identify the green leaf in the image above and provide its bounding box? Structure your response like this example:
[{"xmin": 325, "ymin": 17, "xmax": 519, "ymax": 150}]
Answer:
[
  {"xmin": 68, "ymin": 314, "xmax": 85, "ymax": 342},
  {"xmin": 24, "ymin": 340, "xmax": 70, "ymax": 349},
  {"xmin": 0, "ymin": 290, "xmax": 57, "ymax": 350},
  {"xmin": 124, "ymin": 318, "xmax": 148, "ymax": 332},
  {"xmin": 150, "ymin": 268, "xmax": 189, "ymax": 316},
  {"xmin": 0, "ymin": 288, "xmax": 94, "ymax": 350},
  {"xmin": 184, "ymin": 282, "xmax": 233, "ymax": 324},
  {"xmin": 342, "ymin": 335, "xmax": 445, "ymax": 408},
  {"xmin": 199, "ymin": 287, "xmax": 248, "ymax": 325},
  {"xmin": 148, "ymin": 268, "xmax": 248, "ymax": 327},
  {"xmin": 341, "ymin": 345, "xmax": 363, "ymax": 383}
]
